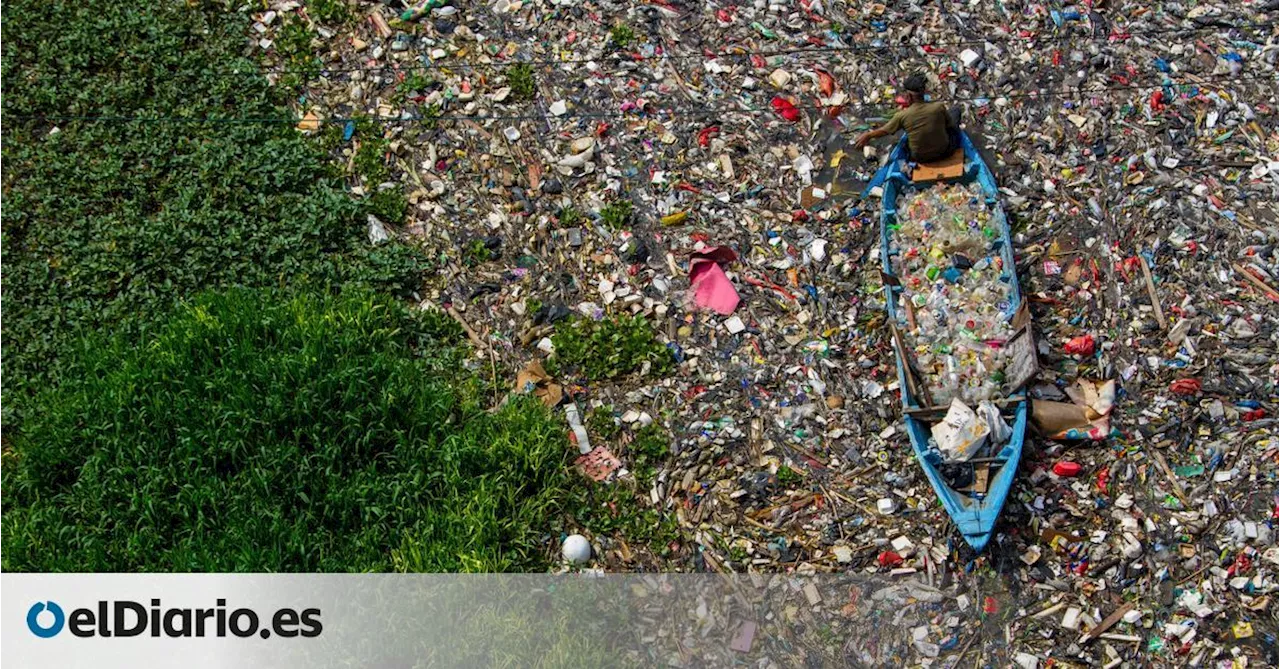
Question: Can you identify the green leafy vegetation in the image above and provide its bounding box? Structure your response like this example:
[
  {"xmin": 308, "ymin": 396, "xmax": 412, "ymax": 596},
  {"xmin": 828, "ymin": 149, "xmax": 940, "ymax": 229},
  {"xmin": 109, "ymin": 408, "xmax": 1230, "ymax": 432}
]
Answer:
[
  {"xmin": 610, "ymin": 22, "xmax": 636, "ymax": 49},
  {"xmin": 274, "ymin": 15, "xmax": 321, "ymax": 90},
  {"xmin": 307, "ymin": 0, "xmax": 351, "ymax": 26},
  {"xmin": 556, "ymin": 206, "xmax": 584, "ymax": 227},
  {"xmin": 598, "ymin": 200, "xmax": 634, "ymax": 229},
  {"xmin": 464, "ymin": 239, "xmax": 493, "ymax": 266},
  {"xmin": 354, "ymin": 129, "xmax": 393, "ymax": 183},
  {"xmin": 776, "ymin": 465, "xmax": 802, "ymax": 486},
  {"xmin": 367, "ymin": 187, "xmax": 409, "ymax": 224},
  {"xmin": 340, "ymin": 117, "xmax": 408, "ymax": 222},
  {"xmin": 1, "ymin": 290, "xmax": 577, "ymax": 572},
  {"xmin": 569, "ymin": 483, "xmax": 678, "ymax": 557},
  {"xmin": 587, "ymin": 406, "xmax": 622, "ymax": 442},
  {"xmin": 627, "ymin": 425, "xmax": 669, "ymax": 486},
  {"xmin": 2, "ymin": 1, "xmax": 428, "ymax": 426},
  {"xmin": 507, "ymin": 63, "xmax": 537, "ymax": 101},
  {"xmin": 393, "ymin": 71, "xmax": 435, "ymax": 106},
  {"xmin": 549, "ymin": 315, "xmax": 672, "ymax": 381},
  {"xmin": 419, "ymin": 103, "xmax": 442, "ymax": 130}
]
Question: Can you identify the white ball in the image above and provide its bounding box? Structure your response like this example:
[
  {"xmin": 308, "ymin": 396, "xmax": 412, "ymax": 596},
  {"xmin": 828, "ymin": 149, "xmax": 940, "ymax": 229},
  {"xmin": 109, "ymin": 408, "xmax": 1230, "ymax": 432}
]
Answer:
[{"xmin": 562, "ymin": 534, "xmax": 591, "ymax": 564}]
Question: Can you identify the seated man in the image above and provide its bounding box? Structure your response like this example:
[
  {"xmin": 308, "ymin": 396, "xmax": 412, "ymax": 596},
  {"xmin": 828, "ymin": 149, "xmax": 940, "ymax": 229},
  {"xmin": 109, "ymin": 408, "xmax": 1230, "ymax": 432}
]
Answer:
[{"xmin": 855, "ymin": 73, "xmax": 961, "ymax": 163}]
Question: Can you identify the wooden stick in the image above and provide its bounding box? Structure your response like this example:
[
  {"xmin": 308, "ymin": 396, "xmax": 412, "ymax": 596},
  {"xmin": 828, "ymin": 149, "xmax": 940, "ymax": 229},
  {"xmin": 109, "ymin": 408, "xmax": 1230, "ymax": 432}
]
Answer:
[
  {"xmin": 1031, "ymin": 602, "xmax": 1066, "ymax": 619},
  {"xmin": 1234, "ymin": 263, "xmax": 1280, "ymax": 300},
  {"xmin": 1080, "ymin": 603, "xmax": 1134, "ymax": 645},
  {"xmin": 446, "ymin": 306, "xmax": 488, "ymax": 352},
  {"xmin": 888, "ymin": 321, "xmax": 933, "ymax": 407},
  {"xmin": 905, "ymin": 397, "xmax": 1021, "ymax": 419},
  {"xmin": 1146, "ymin": 447, "xmax": 1189, "ymax": 507},
  {"xmin": 902, "ymin": 298, "xmax": 919, "ymax": 331},
  {"xmin": 1139, "ymin": 255, "xmax": 1166, "ymax": 329}
]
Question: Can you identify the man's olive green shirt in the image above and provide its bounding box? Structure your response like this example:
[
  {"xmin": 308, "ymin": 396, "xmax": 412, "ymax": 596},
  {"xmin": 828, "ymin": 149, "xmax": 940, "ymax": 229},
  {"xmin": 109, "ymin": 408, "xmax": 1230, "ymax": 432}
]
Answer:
[{"xmin": 883, "ymin": 101, "xmax": 955, "ymax": 162}]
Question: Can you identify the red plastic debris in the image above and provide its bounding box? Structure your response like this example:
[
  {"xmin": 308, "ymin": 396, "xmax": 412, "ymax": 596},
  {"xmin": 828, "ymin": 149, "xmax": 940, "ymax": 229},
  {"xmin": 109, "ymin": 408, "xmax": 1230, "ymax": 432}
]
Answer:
[
  {"xmin": 770, "ymin": 97, "xmax": 802, "ymax": 122},
  {"xmin": 1227, "ymin": 552, "xmax": 1253, "ymax": 577},
  {"xmin": 1064, "ymin": 334, "xmax": 1096, "ymax": 356},
  {"xmin": 815, "ymin": 69, "xmax": 836, "ymax": 97},
  {"xmin": 877, "ymin": 551, "xmax": 903, "ymax": 568},
  {"xmin": 982, "ymin": 596, "xmax": 999, "ymax": 614},
  {"xmin": 697, "ymin": 125, "xmax": 719, "ymax": 148},
  {"xmin": 1053, "ymin": 461, "xmax": 1083, "ymax": 477},
  {"xmin": 1169, "ymin": 378, "xmax": 1202, "ymax": 396},
  {"xmin": 1150, "ymin": 90, "xmax": 1166, "ymax": 112}
]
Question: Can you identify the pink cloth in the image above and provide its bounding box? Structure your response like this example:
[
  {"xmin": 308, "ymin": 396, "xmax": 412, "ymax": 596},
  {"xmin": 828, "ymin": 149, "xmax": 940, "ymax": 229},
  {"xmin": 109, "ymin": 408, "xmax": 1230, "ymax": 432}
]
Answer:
[{"xmin": 688, "ymin": 246, "xmax": 741, "ymax": 315}]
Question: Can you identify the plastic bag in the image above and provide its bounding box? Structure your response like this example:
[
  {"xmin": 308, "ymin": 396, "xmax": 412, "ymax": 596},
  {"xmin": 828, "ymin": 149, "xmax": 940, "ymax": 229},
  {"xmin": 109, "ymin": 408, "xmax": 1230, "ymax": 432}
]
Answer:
[
  {"xmin": 978, "ymin": 400, "xmax": 1013, "ymax": 446},
  {"xmin": 931, "ymin": 399, "xmax": 989, "ymax": 462}
]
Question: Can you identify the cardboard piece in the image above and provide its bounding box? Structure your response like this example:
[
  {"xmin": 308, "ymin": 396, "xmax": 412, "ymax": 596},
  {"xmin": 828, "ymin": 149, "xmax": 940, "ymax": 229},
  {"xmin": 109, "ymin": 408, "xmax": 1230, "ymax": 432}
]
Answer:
[
  {"xmin": 1005, "ymin": 326, "xmax": 1039, "ymax": 392},
  {"xmin": 957, "ymin": 463, "xmax": 991, "ymax": 493},
  {"xmin": 688, "ymin": 246, "xmax": 741, "ymax": 315},
  {"xmin": 514, "ymin": 360, "xmax": 563, "ymax": 407},
  {"xmin": 296, "ymin": 111, "xmax": 322, "ymax": 132},
  {"xmin": 730, "ymin": 621, "xmax": 757, "ymax": 653},
  {"xmin": 1005, "ymin": 303, "xmax": 1040, "ymax": 391},
  {"xmin": 911, "ymin": 148, "xmax": 965, "ymax": 182},
  {"xmin": 1031, "ymin": 378, "xmax": 1116, "ymax": 440}
]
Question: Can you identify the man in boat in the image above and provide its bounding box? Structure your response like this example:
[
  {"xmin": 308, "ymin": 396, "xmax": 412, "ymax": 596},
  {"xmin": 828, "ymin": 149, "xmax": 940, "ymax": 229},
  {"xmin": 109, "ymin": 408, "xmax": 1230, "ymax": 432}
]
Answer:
[{"xmin": 854, "ymin": 73, "xmax": 961, "ymax": 163}]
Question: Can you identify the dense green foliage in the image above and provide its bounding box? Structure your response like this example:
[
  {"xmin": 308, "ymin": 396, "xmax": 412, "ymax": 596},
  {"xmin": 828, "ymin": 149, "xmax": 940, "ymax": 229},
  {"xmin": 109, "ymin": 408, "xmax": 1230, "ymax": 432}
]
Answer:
[
  {"xmin": 550, "ymin": 315, "xmax": 672, "ymax": 381},
  {"xmin": 308, "ymin": 0, "xmax": 352, "ymax": 26},
  {"xmin": 2, "ymin": 290, "xmax": 576, "ymax": 572},
  {"xmin": 1, "ymin": 1, "xmax": 427, "ymax": 419},
  {"xmin": 507, "ymin": 63, "xmax": 537, "ymax": 101},
  {"xmin": 610, "ymin": 23, "xmax": 636, "ymax": 48},
  {"xmin": 598, "ymin": 200, "xmax": 635, "ymax": 229}
]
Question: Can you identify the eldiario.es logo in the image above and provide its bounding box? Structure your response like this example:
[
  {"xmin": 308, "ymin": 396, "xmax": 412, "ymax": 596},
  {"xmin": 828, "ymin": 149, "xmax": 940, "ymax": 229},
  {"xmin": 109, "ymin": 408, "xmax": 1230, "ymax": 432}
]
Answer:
[{"xmin": 26, "ymin": 600, "xmax": 321, "ymax": 639}]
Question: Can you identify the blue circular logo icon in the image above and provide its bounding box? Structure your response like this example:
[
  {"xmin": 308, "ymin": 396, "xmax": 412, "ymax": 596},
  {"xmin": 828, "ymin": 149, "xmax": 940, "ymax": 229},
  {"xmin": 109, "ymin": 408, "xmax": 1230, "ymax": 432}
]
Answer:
[{"xmin": 27, "ymin": 602, "xmax": 65, "ymax": 638}]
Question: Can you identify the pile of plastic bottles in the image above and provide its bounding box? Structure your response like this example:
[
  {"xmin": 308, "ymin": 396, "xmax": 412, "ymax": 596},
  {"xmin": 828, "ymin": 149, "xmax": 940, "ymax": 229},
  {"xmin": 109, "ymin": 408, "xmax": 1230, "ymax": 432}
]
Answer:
[{"xmin": 889, "ymin": 183, "xmax": 1015, "ymax": 405}]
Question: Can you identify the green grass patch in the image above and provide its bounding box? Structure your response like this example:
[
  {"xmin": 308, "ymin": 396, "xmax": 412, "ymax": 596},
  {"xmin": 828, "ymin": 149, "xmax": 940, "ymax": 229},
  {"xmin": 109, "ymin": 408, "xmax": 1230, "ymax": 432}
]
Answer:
[
  {"xmin": 1, "ymin": 1, "xmax": 428, "ymax": 426},
  {"xmin": 549, "ymin": 315, "xmax": 671, "ymax": 381},
  {"xmin": 1, "ymin": 289, "xmax": 577, "ymax": 572}
]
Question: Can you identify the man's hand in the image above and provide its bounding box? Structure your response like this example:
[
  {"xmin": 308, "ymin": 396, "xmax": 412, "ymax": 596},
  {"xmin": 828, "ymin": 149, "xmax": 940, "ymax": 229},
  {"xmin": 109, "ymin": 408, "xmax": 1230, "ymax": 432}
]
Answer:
[{"xmin": 854, "ymin": 132, "xmax": 871, "ymax": 148}]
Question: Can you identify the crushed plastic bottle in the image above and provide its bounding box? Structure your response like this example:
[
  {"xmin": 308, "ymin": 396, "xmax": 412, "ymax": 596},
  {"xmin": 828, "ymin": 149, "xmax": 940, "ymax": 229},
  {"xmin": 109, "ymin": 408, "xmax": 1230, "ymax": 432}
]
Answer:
[{"xmin": 891, "ymin": 183, "xmax": 1014, "ymax": 404}]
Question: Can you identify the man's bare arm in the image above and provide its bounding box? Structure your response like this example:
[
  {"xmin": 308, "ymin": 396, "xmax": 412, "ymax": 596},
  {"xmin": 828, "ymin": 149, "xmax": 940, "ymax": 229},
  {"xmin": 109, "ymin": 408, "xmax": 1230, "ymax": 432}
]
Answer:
[{"xmin": 854, "ymin": 124, "xmax": 894, "ymax": 148}]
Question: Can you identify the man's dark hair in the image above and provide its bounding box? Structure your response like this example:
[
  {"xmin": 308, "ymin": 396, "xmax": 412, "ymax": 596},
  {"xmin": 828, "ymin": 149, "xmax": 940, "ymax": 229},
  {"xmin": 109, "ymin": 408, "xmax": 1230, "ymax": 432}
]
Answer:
[{"xmin": 902, "ymin": 73, "xmax": 928, "ymax": 94}]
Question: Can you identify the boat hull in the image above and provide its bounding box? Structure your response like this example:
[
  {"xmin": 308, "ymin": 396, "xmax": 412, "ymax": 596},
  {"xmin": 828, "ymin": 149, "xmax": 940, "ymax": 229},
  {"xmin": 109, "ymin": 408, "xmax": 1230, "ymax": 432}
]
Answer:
[{"xmin": 878, "ymin": 131, "xmax": 1028, "ymax": 552}]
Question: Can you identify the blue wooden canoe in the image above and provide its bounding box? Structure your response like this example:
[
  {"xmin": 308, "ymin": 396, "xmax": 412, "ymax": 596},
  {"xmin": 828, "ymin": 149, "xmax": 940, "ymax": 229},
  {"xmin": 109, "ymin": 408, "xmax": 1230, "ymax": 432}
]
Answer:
[{"xmin": 878, "ymin": 131, "xmax": 1028, "ymax": 553}]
